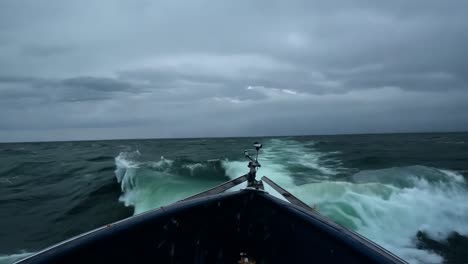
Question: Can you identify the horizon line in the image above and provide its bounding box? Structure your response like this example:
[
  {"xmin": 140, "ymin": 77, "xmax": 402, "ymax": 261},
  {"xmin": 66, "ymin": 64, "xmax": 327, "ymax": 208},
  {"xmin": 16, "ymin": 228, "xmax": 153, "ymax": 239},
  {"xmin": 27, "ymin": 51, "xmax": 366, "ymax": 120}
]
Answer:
[{"xmin": 1, "ymin": 130, "xmax": 467, "ymax": 144}]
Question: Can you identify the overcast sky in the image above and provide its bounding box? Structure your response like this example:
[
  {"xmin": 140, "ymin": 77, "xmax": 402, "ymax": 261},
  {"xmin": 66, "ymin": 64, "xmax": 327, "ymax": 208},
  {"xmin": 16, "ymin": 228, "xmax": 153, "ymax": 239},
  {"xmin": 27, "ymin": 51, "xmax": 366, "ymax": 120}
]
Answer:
[{"xmin": 0, "ymin": 0, "xmax": 467, "ymax": 142}]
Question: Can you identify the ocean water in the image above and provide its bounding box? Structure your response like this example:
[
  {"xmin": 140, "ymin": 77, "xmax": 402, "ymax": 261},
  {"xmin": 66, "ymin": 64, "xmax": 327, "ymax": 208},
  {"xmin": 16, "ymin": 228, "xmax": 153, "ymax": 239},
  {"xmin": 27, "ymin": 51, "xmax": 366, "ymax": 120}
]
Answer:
[{"xmin": 1, "ymin": 133, "xmax": 467, "ymax": 264}]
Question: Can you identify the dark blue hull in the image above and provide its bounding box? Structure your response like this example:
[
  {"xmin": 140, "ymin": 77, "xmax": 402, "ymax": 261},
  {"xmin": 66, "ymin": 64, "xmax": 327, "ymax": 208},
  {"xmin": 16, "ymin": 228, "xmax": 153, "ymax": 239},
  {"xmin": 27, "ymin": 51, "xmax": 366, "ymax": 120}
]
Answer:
[{"xmin": 17, "ymin": 177, "xmax": 405, "ymax": 264}]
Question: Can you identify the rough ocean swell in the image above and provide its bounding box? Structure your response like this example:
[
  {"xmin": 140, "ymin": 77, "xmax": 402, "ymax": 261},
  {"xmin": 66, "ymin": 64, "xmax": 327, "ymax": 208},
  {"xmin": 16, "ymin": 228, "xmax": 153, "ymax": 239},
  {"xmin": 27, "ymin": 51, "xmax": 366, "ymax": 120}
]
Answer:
[{"xmin": 1, "ymin": 133, "xmax": 468, "ymax": 264}]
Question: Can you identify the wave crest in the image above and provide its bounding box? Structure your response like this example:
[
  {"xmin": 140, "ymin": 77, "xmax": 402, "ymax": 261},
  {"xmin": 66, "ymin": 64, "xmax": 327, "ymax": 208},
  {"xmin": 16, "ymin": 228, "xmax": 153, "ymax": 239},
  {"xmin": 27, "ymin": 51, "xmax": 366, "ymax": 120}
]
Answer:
[
  {"xmin": 114, "ymin": 151, "xmax": 230, "ymax": 214},
  {"xmin": 113, "ymin": 139, "xmax": 468, "ymax": 264},
  {"xmin": 292, "ymin": 167, "xmax": 468, "ymax": 264}
]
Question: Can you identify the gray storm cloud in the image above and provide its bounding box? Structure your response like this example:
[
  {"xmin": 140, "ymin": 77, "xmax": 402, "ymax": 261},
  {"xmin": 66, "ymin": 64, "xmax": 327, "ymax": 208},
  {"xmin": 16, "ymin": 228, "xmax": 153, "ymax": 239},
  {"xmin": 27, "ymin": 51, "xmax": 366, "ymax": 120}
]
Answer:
[{"xmin": 0, "ymin": 0, "xmax": 467, "ymax": 142}]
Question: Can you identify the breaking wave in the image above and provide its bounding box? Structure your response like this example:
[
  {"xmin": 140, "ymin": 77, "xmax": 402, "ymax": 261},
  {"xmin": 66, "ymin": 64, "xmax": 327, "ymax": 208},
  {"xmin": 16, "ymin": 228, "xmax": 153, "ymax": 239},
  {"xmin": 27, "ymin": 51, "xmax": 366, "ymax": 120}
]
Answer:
[
  {"xmin": 114, "ymin": 138, "xmax": 468, "ymax": 264},
  {"xmin": 292, "ymin": 166, "xmax": 468, "ymax": 264},
  {"xmin": 114, "ymin": 150, "xmax": 230, "ymax": 214}
]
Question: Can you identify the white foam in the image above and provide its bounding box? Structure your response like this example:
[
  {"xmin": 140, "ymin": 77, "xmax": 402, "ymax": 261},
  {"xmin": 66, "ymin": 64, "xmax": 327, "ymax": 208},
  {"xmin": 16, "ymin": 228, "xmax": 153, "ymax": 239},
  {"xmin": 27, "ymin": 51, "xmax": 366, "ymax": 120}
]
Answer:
[
  {"xmin": 222, "ymin": 138, "xmax": 468, "ymax": 264},
  {"xmin": 438, "ymin": 169, "xmax": 466, "ymax": 183},
  {"xmin": 114, "ymin": 140, "xmax": 468, "ymax": 264},
  {"xmin": 290, "ymin": 170, "xmax": 468, "ymax": 264},
  {"xmin": 0, "ymin": 252, "xmax": 33, "ymax": 264},
  {"xmin": 182, "ymin": 163, "xmax": 205, "ymax": 175},
  {"xmin": 222, "ymin": 138, "xmax": 341, "ymax": 187},
  {"xmin": 115, "ymin": 151, "xmax": 221, "ymax": 214}
]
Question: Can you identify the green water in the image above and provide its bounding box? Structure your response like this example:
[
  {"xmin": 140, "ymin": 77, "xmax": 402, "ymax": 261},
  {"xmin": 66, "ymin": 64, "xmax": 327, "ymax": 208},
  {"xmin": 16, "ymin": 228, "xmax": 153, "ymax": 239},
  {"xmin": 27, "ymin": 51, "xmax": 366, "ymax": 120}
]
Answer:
[{"xmin": 1, "ymin": 133, "xmax": 467, "ymax": 264}]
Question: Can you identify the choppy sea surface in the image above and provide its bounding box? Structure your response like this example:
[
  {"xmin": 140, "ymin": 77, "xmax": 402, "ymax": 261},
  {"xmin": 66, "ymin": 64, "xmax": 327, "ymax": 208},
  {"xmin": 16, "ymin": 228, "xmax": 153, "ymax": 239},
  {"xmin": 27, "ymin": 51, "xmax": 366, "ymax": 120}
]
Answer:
[{"xmin": 1, "ymin": 133, "xmax": 467, "ymax": 264}]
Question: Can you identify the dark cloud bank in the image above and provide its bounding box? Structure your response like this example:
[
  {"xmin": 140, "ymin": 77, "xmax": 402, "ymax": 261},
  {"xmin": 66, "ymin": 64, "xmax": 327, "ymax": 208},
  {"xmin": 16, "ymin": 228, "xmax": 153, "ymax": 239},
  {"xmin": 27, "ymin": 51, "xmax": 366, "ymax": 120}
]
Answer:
[{"xmin": 0, "ymin": 0, "xmax": 467, "ymax": 142}]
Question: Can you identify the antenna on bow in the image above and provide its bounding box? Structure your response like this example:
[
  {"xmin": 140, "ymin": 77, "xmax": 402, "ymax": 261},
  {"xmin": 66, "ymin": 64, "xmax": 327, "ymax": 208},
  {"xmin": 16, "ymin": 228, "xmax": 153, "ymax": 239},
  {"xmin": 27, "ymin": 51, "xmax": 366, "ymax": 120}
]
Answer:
[{"xmin": 244, "ymin": 142, "xmax": 263, "ymax": 188}]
